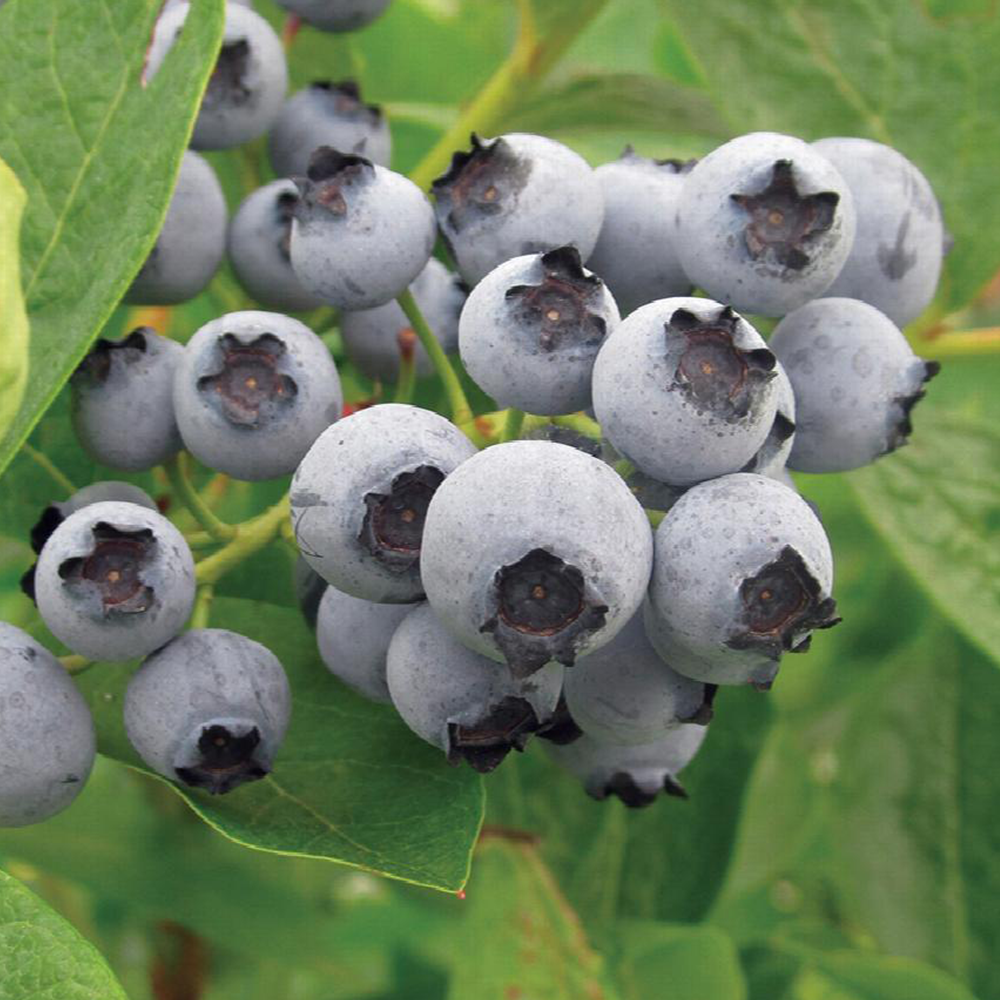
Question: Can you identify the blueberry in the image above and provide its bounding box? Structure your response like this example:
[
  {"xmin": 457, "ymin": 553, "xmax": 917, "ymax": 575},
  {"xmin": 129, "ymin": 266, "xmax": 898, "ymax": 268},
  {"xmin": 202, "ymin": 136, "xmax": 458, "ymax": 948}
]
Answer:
[
  {"xmin": 420, "ymin": 440, "xmax": 653, "ymax": 678},
  {"xmin": 769, "ymin": 298, "xmax": 939, "ymax": 473},
  {"xmin": 645, "ymin": 473, "xmax": 839, "ymax": 689},
  {"xmin": 674, "ymin": 132, "xmax": 856, "ymax": 317},
  {"xmin": 564, "ymin": 611, "xmax": 714, "ymax": 746},
  {"xmin": 293, "ymin": 555, "xmax": 326, "ymax": 630},
  {"xmin": 432, "ymin": 132, "xmax": 604, "ymax": 286},
  {"xmin": 149, "ymin": 4, "xmax": 287, "ymax": 150},
  {"xmin": 547, "ymin": 725, "xmax": 707, "ymax": 806},
  {"xmin": 34, "ymin": 501, "xmax": 196, "ymax": 662},
  {"xmin": 228, "ymin": 180, "xmax": 324, "ymax": 313},
  {"xmin": 125, "ymin": 151, "xmax": 227, "ymax": 305},
  {"xmin": 458, "ymin": 246, "xmax": 620, "ymax": 415},
  {"xmin": 316, "ymin": 585, "xmax": 411, "ymax": 703},
  {"xmin": 173, "ymin": 310, "xmax": 343, "ymax": 481},
  {"xmin": 291, "ymin": 403, "xmax": 476, "ymax": 602},
  {"xmin": 340, "ymin": 258, "xmax": 465, "ymax": 382},
  {"xmin": 0, "ymin": 623, "xmax": 96, "ymax": 827},
  {"xmin": 386, "ymin": 603, "xmax": 564, "ymax": 772},
  {"xmin": 587, "ymin": 149, "xmax": 694, "ymax": 315},
  {"xmin": 71, "ymin": 327, "xmax": 183, "ymax": 471},
  {"xmin": 592, "ymin": 296, "xmax": 778, "ymax": 486},
  {"xmin": 813, "ymin": 137, "xmax": 945, "ymax": 326},
  {"xmin": 291, "ymin": 148, "xmax": 436, "ymax": 309},
  {"xmin": 742, "ymin": 359, "xmax": 796, "ymax": 480},
  {"xmin": 273, "ymin": 0, "xmax": 393, "ymax": 32},
  {"xmin": 268, "ymin": 80, "xmax": 391, "ymax": 177},
  {"xmin": 124, "ymin": 628, "xmax": 291, "ymax": 795}
]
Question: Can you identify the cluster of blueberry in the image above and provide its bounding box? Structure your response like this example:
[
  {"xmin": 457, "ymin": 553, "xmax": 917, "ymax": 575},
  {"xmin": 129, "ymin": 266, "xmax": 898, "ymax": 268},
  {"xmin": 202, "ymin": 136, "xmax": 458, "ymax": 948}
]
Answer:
[{"xmin": 0, "ymin": 0, "xmax": 945, "ymax": 827}]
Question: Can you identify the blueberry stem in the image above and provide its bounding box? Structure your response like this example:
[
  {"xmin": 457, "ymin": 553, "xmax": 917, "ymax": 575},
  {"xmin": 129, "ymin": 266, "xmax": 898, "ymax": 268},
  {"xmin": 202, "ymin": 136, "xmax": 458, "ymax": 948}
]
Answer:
[
  {"xmin": 164, "ymin": 453, "xmax": 237, "ymax": 544},
  {"xmin": 499, "ymin": 408, "xmax": 526, "ymax": 444},
  {"xmin": 195, "ymin": 495, "xmax": 290, "ymax": 587},
  {"xmin": 393, "ymin": 330, "xmax": 417, "ymax": 405},
  {"xmin": 551, "ymin": 412, "xmax": 603, "ymax": 441},
  {"xmin": 396, "ymin": 288, "xmax": 473, "ymax": 426},
  {"xmin": 190, "ymin": 584, "xmax": 214, "ymax": 630},
  {"xmin": 59, "ymin": 654, "xmax": 91, "ymax": 675},
  {"xmin": 920, "ymin": 326, "xmax": 1000, "ymax": 357},
  {"xmin": 21, "ymin": 443, "xmax": 76, "ymax": 495}
]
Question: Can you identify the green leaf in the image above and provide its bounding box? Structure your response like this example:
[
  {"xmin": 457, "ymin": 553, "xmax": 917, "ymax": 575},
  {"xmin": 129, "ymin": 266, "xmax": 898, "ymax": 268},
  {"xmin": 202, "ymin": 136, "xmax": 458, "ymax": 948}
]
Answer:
[
  {"xmin": 0, "ymin": 0, "xmax": 226, "ymax": 477},
  {"xmin": 615, "ymin": 922, "xmax": 747, "ymax": 1000},
  {"xmin": 0, "ymin": 867, "xmax": 127, "ymax": 1000},
  {"xmin": 446, "ymin": 836, "xmax": 619, "ymax": 1000},
  {"xmin": 661, "ymin": 0, "xmax": 1000, "ymax": 312},
  {"xmin": 75, "ymin": 597, "xmax": 484, "ymax": 892},
  {"xmin": 850, "ymin": 414, "xmax": 1000, "ymax": 668},
  {"xmin": 0, "ymin": 157, "xmax": 28, "ymax": 437}
]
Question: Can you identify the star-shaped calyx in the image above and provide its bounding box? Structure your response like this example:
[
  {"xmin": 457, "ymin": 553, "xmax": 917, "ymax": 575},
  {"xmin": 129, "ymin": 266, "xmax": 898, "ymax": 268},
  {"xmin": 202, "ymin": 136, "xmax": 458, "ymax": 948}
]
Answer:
[
  {"xmin": 431, "ymin": 133, "xmax": 532, "ymax": 234},
  {"xmin": 197, "ymin": 332, "xmax": 298, "ymax": 427},
  {"xmin": 58, "ymin": 522, "xmax": 156, "ymax": 617},
  {"xmin": 273, "ymin": 189, "xmax": 299, "ymax": 262},
  {"xmin": 505, "ymin": 246, "xmax": 608, "ymax": 352},
  {"xmin": 175, "ymin": 724, "xmax": 270, "ymax": 796},
  {"xmin": 726, "ymin": 545, "xmax": 841, "ymax": 661},
  {"xmin": 886, "ymin": 360, "xmax": 941, "ymax": 454},
  {"xmin": 74, "ymin": 327, "xmax": 151, "ymax": 386},
  {"xmin": 311, "ymin": 80, "xmax": 383, "ymax": 127},
  {"xmin": 446, "ymin": 696, "xmax": 543, "ymax": 773},
  {"xmin": 730, "ymin": 160, "xmax": 839, "ymax": 270},
  {"xmin": 294, "ymin": 146, "xmax": 375, "ymax": 217},
  {"xmin": 591, "ymin": 772, "xmax": 688, "ymax": 808},
  {"xmin": 668, "ymin": 306, "xmax": 775, "ymax": 420},
  {"xmin": 480, "ymin": 548, "xmax": 608, "ymax": 678},
  {"xmin": 204, "ymin": 39, "xmax": 252, "ymax": 110},
  {"xmin": 359, "ymin": 465, "xmax": 445, "ymax": 574}
]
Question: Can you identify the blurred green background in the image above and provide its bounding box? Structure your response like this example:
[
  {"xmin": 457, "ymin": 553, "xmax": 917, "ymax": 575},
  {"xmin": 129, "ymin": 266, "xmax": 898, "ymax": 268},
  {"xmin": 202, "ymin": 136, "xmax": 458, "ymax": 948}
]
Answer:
[{"xmin": 0, "ymin": 0, "xmax": 998, "ymax": 998}]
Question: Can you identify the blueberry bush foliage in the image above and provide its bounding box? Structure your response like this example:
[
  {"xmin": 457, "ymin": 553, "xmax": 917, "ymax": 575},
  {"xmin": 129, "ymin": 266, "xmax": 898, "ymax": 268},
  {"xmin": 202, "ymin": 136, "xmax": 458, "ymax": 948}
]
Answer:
[{"xmin": 0, "ymin": 0, "xmax": 998, "ymax": 997}]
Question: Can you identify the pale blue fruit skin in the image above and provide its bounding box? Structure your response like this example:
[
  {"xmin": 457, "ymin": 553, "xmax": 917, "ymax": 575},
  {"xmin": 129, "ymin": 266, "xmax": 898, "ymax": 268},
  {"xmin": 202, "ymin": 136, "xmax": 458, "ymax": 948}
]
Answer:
[
  {"xmin": 291, "ymin": 163, "xmax": 436, "ymax": 309},
  {"xmin": 386, "ymin": 603, "xmax": 563, "ymax": 756},
  {"xmin": 290, "ymin": 403, "xmax": 477, "ymax": 603},
  {"xmin": 770, "ymin": 298, "xmax": 935, "ymax": 472},
  {"xmin": 174, "ymin": 311, "xmax": 342, "ymax": 481},
  {"xmin": 458, "ymin": 252, "xmax": 620, "ymax": 415},
  {"xmin": 57, "ymin": 483, "xmax": 158, "ymax": 517},
  {"xmin": 813, "ymin": 137, "xmax": 944, "ymax": 327},
  {"xmin": 274, "ymin": 0, "xmax": 393, "ymax": 32},
  {"xmin": 228, "ymin": 180, "xmax": 325, "ymax": 313},
  {"xmin": 149, "ymin": 4, "xmax": 287, "ymax": 150},
  {"xmin": 546, "ymin": 725, "xmax": 706, "ymax": 801},
  {"xmin": 34, "ymin": 501, "xmax": 196, "ymax": 662},
  {"xmin": 420, "ymin": 440, "xmax": 653, "ymax": 666},
  {"xmin": 125, "ymin": 152, "xmax": 227, "ymax": 305},
  {"xmin": 316, "ymin": 585, "xmax": 411, "ymax": 703},
  {"xmin": 72, "ymin": 331, "xmax": 184, "ymax": 472},
  {"xmin": 268, "ymin": 82, "xmax": 391, "ymax": 177},
  {"xmin": 124, "ymin": 629, "xmax": 291, "ymax": 784},
  {"xmin": 564, "ymin": 611, "xmax": 708, "ymax": 746},
  {"xmin": 591, "ymin": 296, "xmax": 777, "ymax": 486},
  {"xmin": 340, "ymin": 258, "xmax": 465, "ymax": 381},
  {"xmin": 435, "ymin": 132, "xmax": 604, "ymax": 287},
  {"xmin": 0, "ymin": 623, "xmax": 96, "ymax": 828},
  {"xmin": 743, "ymin": 359, "xmax": 796, "ymax": 480},
  {"xmin": 588, "ymin": 151, "xmax": 692, "ymax": 316},
  {"xmin": 645, "ymin": 473, "xmax": 834, "ymax": 688},
  {"xmin": 674, "ymin": 132, "xmax": 856, "ymax": 317}
]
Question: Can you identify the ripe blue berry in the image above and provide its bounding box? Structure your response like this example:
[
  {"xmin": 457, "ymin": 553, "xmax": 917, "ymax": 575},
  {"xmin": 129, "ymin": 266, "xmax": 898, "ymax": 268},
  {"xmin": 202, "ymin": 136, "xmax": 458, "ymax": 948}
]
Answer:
[
  {"xmin": 432, "ymin": 132, "xmax": 604, "ymax": 286},
  {"xmin": 0, "ymin": 623, "xmax": 96, "ymax": 827},
  {"xmin": 149, "ymin": 4, "xmax": 287, "ymax": 150},
  {"xmin": 675, "ymin": 132, "xmax": 856, "ymax": 316},
  {"xmin": 769, "ymin": 298, "xmax": 939, "ymax": 473},
  {"xmin": 813, "ymin": 137, "xmax": 946, "ymax": 326},
  {"xmin": 268, "ymin": 80, "xmax": 391, "ymax": 177},
  {"xmin": 173, "ymin": 311, "xmax": 342, "ymax": 481},
  {"xmin": 458, "ymin": 246, "xmax": 620, "ymax": 415},
  {"xmin": 71, "ymin": 328, "xmax": 183, "ymax": 471},
  {"xmin": 592, "ymin": 297, "xmax": 778, "ymax": 486},
  {"xmin": 34, "ymin": 501, "xmax": 196, "ymax": 662},
  {"xmin": 420, "ymin": 440, "xmax": 653, "ymax": 678},
  {"xmin": 125, "ymin": 151, "xmax": 226, "ymax": 306},
  {"xmin": 587, "ymin": 149, "xmax": 693, "ymax": 315},
  {"xmin": 124, "ymin": 629, "xmax": 291, "ymax": 795},
  {"xmin": 274, "ymin": 0, "xmax": 393, "ymax": 32},
  {"xmin": 291, "ymin": 148, "xmax": 436, "ymax": 309},
  {"xmin": 291, "ymin": 403, "xmax": 476, "ymax": 602},
  {"xmin": 340, "ymin": 258, "xmax": 465, "ymax": 382},
  {"xmin": 386, "ymin": 604, "xmax": 564, "ymax": 772},
  {"xmin": 645, "ymin": 473, "xmax": 839, "ymax": 689}
]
